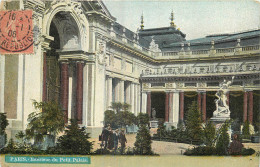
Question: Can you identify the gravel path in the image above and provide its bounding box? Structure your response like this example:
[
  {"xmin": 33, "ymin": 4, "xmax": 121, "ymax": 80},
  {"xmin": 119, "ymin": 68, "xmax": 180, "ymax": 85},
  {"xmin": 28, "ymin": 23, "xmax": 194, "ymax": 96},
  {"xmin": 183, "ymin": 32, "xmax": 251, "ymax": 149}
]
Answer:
[{"xmin": 89, "ymin": 133, "xmax": 193, "ymax": 155}]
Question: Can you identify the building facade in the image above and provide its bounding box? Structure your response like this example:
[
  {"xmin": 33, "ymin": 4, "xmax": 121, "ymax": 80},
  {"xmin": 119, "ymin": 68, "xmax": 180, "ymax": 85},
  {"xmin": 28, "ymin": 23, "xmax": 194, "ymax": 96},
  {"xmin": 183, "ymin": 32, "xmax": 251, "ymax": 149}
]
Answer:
[{"xmin": 0, "ymin": 0, "xmax": 259, "ymax": 138}]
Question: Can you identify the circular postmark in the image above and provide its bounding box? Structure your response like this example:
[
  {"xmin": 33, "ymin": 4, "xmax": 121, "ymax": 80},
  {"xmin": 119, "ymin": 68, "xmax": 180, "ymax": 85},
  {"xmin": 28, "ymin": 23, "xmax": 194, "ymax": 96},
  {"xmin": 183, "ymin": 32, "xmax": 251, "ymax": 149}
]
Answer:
[{"xmin": 0, "ymin": 10, "xmax": 33, "ymax": 53}]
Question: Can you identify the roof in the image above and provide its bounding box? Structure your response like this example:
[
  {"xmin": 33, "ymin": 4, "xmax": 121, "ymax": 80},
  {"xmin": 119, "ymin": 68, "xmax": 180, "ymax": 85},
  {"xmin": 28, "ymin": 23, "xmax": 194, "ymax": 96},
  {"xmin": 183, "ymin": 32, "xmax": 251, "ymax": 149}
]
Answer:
[{"xmin": 163, "ymin": 29, "xmax": 260, "ymax": 51}]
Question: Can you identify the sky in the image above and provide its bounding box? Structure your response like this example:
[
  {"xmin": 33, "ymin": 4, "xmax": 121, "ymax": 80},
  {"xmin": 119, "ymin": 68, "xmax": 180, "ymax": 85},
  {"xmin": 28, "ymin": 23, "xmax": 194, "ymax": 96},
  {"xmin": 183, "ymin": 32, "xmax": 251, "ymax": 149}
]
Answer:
[{"xmin": 103, "ymin": 0, "xmax": 260, "ymax": 40}]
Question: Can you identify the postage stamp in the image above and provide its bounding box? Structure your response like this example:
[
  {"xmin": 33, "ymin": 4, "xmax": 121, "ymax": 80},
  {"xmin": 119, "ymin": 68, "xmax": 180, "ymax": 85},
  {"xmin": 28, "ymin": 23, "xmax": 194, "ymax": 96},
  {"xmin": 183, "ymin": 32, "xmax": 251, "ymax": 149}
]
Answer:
[{"xmin": 0, "ymin": 10, "xmax": 33, "ymax": 54}]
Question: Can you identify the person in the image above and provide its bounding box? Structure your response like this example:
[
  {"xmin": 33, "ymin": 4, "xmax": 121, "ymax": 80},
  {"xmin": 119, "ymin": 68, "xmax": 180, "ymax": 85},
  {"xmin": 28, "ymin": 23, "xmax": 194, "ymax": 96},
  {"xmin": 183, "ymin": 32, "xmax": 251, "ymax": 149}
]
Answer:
[
  {"xmin": 229, "ymin": 134, "xmax": 244, "ymax": 155},
  {"xmin": 119, "ymin": 130, "xmax": 127, "ymax": 154},
  {"xmin": 113, "ymin": 129, "xmax": 119, "ymax": 153},
  {"xmin": 107, "ymin": 127, "xmax": 114, "ymax": 150},
  {"xmin": 101, "ymin": 124, "xmax": 110, "ymax": 149}
]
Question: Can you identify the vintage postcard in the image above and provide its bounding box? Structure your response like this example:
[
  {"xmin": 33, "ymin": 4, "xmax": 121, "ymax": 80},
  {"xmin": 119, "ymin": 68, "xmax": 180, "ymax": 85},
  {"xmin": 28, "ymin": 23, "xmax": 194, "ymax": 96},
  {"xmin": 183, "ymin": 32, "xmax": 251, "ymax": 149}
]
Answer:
[{"xmin": 0, "ymin": 0, "xmax": 259, "ymax": 167}]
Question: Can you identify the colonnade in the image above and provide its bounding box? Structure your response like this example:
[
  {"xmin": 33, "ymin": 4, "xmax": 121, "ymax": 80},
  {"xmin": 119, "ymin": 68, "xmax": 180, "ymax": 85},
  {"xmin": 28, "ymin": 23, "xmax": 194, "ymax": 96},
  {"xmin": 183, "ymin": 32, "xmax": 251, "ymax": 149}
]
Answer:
[
  {"xmin": 142, "ymin": 90, "xmax": 255, "ymax": 126},
  {"xmin": 105, "ymin": 76, "xmax": 141, "ymax": 115}
]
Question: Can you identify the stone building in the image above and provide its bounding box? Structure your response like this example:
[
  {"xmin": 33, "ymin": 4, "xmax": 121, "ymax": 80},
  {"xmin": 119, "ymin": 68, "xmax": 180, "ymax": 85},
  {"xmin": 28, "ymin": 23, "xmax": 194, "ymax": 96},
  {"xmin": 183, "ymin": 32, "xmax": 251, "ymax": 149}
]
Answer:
[{"xmin": 0, "ymin": 0, "xmax": 259, "ymax": 138}]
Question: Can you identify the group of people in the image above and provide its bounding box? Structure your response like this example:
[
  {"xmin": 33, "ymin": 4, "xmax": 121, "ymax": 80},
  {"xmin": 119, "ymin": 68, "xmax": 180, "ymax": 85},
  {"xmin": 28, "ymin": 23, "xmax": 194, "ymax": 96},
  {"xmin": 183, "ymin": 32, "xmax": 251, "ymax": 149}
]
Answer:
[{"xmin": 100, "ymin": 124, "xmax": 127, "ymax": 154}]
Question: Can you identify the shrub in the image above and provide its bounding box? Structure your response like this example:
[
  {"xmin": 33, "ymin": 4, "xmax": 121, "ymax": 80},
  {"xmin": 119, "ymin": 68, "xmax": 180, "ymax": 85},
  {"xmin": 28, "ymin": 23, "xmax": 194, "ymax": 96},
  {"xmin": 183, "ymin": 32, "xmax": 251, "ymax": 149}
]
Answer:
[
  {"xmin": 134, "ymin": 124, "xmax": 152, "ymax": 155},
  {"xmin": 137, "ymin": 113, "xmax": 149, "ymax": 126},
  {"xmin": 242, "ymin": 120, "xmax": 250, "ymax": 139},
  {"xmin": 184, "ymin": 146, "xmax": 216, "ymax": 156},
  {"xmin": 26, "ymin": 100, "xmax": 65, "ymax": 144},
  {"xmin": 0, "ymin": 113, "xmax": 9, "ymax": 147},
  {"xmin": 216, "ymin": 121, "xmax": 230, "ymax": 155},
  {"xmin": 185, "ymin": 101, "xmax": 203, "ymax": 142},
  {"xmin": 55, "ymin": 119, "xmax": 93, "ymax": 155},
  {"xmin": 203, "ymin": 121, "xmax": 216, "ymax": 147},
  {"xmin": 241, "ymin": 148, "xmax": 255, "ymax": 156}
]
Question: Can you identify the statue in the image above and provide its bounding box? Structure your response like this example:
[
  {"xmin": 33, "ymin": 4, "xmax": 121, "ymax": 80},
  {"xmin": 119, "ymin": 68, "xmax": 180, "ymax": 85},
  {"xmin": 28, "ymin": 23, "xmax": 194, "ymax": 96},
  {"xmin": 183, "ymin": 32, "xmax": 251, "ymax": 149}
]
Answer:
[
  {"xmin": 152, "ymin": 108, "xmax": 156, "ymax": 120},
  {"xmin": 213, "ymin": 76, "xmax": 234, "ymax": 118}
]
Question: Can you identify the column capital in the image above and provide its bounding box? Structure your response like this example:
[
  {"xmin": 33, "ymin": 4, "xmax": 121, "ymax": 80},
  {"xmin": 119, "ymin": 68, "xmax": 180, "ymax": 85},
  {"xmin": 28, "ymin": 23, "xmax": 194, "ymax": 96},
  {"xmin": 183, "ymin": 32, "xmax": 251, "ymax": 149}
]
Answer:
[
  {"xmin": 76, "ymin": 60, "xmax": 85, "ymax": 64},
  {"xmin": 60, "ymin": 60, "xmax": 69, "ymax": 64},
  {"xmin": 244, "ymin": 89, "xmax": 253, "ymax": 92},
  {"xmin": 197, "ymin": 89, "xmax": 206, "ymax": 93}
]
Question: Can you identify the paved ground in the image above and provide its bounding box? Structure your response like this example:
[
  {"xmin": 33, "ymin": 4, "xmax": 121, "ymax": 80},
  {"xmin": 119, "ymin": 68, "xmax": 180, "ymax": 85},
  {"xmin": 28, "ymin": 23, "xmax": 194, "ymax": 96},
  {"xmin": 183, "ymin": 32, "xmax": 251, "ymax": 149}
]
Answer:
[
  {"xmin": 90, "ymin": 133, "xmax": 260, "ymax": 155},
  {"xmin": 89, "ymin": 133, "xmax": 194, "ymax": 155}
]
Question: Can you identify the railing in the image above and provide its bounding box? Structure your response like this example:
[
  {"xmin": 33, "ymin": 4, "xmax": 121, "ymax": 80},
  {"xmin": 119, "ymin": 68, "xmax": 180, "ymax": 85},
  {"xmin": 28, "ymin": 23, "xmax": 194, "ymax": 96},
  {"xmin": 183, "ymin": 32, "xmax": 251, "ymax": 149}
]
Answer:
[
  {"xmin": 192, "ymin": 50, "xmax": 209, "ymax": 55},
  {"xmin": 242, "ymin": 45, "xmax": 260, "ymax": 51},
  {"xmin": 163, "ymin": 52, "xmax": 178, "ymax": 56},
  {"xmin": 216, "ymin": 48, "xmax": 235, "ymax": 53}
]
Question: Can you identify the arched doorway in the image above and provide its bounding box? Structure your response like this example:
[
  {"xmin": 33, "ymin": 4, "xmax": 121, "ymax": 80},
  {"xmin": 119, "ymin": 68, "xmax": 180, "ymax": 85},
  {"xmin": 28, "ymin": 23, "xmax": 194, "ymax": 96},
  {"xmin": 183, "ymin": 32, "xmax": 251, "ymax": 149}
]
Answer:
[{"xmin": 45, "ymin": 11, "xmax": 82, "ymax": 122}]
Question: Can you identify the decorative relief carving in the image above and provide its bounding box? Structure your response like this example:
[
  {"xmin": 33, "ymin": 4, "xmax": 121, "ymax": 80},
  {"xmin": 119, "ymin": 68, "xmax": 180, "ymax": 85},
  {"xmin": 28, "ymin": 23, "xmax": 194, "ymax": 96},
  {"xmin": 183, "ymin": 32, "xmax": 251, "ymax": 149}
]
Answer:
[
  {"xmin": 149, "ymin": 38, "xmax": 161, "ymax": 52},
  {"xmin": 166, "ymin": 83, "xmax": 173, "ymax": 88},
  {"xmin": 97, "ymin": 41, "xmax": 106, "ymax": 65},
  {"xmin": 176, "ymin": 82, "xmax": 184, "ymax": 88},
  {"xmin": 198, "ymin": 82, "xmax": 206, "ymax": 88},
  {"xmin": 142, "ymin": 83, "xmax": 149, "ymax": 89}
]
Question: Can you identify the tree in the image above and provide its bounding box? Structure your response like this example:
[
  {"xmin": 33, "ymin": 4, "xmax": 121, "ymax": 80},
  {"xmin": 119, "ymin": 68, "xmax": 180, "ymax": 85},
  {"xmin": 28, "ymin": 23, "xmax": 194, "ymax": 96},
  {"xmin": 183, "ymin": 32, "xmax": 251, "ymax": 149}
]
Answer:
[
  {"xmin": 104, "ymin": 110, "xmax": 117, "ymax": 128},
  {"xmin": 137, "ymin": 113, "xmax": 149, "ymax": 126},
  {"xmin": 116, "ymin": 111, "xmax": 136, "ymax": 128},
  {"xmin": 104, "ymin": 102, "xmax": 136, "ymax": 129},
  {"xmin": 185, "ymin": 101, "xmax": 203, "ymax": 141},
  {"xmin": 26, "ymin": 100, "xmax": 65, "ymax": 143},
  {"xmin": 110, "ymin": 102, "xmax": 123, "ymax": 113},
  {"xmin": 56, "ymin": 119, "xmax": 93, "ymax": 154},
  {"xmin": 0, "ymin": 113, "xmax": 9, "ymax": 147},
  {"xmin": 216, "ymin": 121, "xmax": 230, "ymax": 155},
  {"xmin": 134, "ymin": 124, "xmax": 152, "ymax": 155},
  {"xmin": 203, "ymin": 121, "xmax": 216, "ymax": 147},
  {"xmin": 242, "ymin": 120, "xmax": 250, "ymax": 139}
]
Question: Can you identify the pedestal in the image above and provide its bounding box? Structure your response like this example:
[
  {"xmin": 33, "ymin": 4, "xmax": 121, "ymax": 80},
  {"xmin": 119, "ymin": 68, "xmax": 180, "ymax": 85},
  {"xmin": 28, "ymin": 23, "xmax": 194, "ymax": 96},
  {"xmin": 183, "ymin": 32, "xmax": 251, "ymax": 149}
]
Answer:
[
  {"xmin": 210, "ymin": 117, "xmax": 232, "ymax": 143},
  {"xmin": 149, "ymin": 120, "xmax": 159, "ymax": 128}
]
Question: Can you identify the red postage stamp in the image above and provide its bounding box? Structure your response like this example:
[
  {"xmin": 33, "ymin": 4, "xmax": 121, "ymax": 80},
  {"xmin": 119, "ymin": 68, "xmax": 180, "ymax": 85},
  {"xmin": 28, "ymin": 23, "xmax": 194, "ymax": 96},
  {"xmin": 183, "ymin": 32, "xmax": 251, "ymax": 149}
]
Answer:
[{"xmin": 0, "ymin": 10, "xmax": 33, "ymax": 54}]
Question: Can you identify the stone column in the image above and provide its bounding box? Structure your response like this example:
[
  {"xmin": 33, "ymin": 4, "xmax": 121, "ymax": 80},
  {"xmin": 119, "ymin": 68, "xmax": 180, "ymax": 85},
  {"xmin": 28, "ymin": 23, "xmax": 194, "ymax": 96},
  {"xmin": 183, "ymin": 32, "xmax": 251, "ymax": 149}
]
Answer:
[
  {"xmin": 197, "ymin": 91, "xmax": 202, "ymax": 113},
  {"xmin": 165, "ymin": 92, "xmax": 169, "ymax": 122},
  {"xmin": 60, "ymin": 62, "xmax": 69, "ymax": 123},
  {"xmin": 130, "ymin": 83, "xmax": 135, "ymax": 113},
  {"xmin": 172, "ymin": 91, "xmax": 180, "ymax": 126},
  {"xmin": 147, "ymin": 91, "xmax": 151, "ymax": 118},
  {"xmin": 42, "ymin": 52, "xmax": 47, "ymax": 102},
  {"xmin": 76, "ymin": 61, "xmax": 84, "ymax": 124},
  {"xmin": 119, "ymin": 80, "xmax": 125, "ymax": 103},
  {"xmin": 141, "ymin": 91, "xmax": 147, "ymax": 113},
  {"xmin": 106, "ymin": 77, "xmax": 113, "ymax": 109},
  {"xmin": 248, "ymin": 91, "xmax": 254, "ymax": 124},
  {"xmin": 179, "ymin": 91, "xmax": 184, "ymax": 122},
  {"xmin": 243, "ymin": 91, "xmax": 248, "ymax": 122},
  {"xmin": 126, "ymin": 82, "xmax": 131, "ymax": 105},
  {"xmin": 135, "ymin": 84, "xmax": 140, "ymax": 115},
  {"xmin": 168, "ymin": 92, "xmax": 174, "ymax": 123},
  {"xmin": 202, "ymin": 91, "xmax": 206, "ymax": 122}
]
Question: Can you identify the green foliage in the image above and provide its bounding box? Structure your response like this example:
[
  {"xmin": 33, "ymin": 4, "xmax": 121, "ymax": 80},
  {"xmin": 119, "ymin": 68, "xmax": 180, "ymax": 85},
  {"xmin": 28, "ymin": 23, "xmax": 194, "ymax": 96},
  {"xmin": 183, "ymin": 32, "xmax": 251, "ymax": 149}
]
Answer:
[
  {"xmin": 104, "ymin": 102, "xmax": 136, "ymax": 129},
  {"xmin": 134, "ymin": 124, "xmax": 152, "ymax": 155},
  {"xmin": 110, "ymin": 102, "xmax": 123, "ymax": 113},
  {"xmin": 185, "ymin": 101, "xmax": 203, "ymax": 141},
  {"xmin": 137, "ymin": 113, "xmax": 149, "ymax": 126},
  {"xmin": 203, "ymin": 121, "xmax": 216, "ymax": 147},
  {"xmin": 184, "ymin": 146, "xmax": 255, "ymax": 156},
  {"xmin": 242, "ymin": 120, "xmax": 250, "ymax": 139},
  {"xmin": 216, "ymin": 121, "xmax": 230, "ymax": 155},
  {"xmin": 116, "ymin": 111, "xmax": 136, "ymax": 127},
  {"xmin": 55, "ymin": 119, "xmax": 93, "ymax": 154},
  {"xmin": 26, "ymin": 100, "xmax": 65, "ymax": 142},
  {"xmin": 156, "ymin": 121, "xmax": 168, "ymax": 138},
  {"xmin": 184, "ymin": 146, "xmax": 216, "ymax": 156},
  {"xmin": 104, "ymin": 110, "xmax": 117, "ymax": 128},
  {"xmin": 0, "ymin": 113, "xmax": 9, "ymax": 135}
]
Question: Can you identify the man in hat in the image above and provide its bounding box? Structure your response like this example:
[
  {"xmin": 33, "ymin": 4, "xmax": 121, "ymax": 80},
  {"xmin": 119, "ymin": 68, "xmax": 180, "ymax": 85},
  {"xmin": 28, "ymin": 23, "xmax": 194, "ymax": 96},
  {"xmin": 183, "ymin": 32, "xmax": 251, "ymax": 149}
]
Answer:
[{"xmin": 119, "ymin": 129, "xmax": 127, "ymax": 154}]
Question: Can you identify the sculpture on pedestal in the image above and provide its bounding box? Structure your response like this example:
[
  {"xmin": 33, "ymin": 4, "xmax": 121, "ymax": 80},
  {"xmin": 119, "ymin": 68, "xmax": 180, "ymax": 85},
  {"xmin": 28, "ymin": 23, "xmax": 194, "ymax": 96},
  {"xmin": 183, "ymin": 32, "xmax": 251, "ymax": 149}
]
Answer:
[{"xmin": 213, "ymin": 76, "xmax": 234, "ymax": 118}]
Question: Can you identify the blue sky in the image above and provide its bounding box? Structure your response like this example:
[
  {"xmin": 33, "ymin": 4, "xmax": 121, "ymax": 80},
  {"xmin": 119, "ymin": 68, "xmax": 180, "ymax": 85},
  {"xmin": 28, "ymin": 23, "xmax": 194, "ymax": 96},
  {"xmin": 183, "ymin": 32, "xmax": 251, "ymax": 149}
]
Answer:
[{"xmin": 103, "ymin": 0, "xmax": 260, "ymax": 40}]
